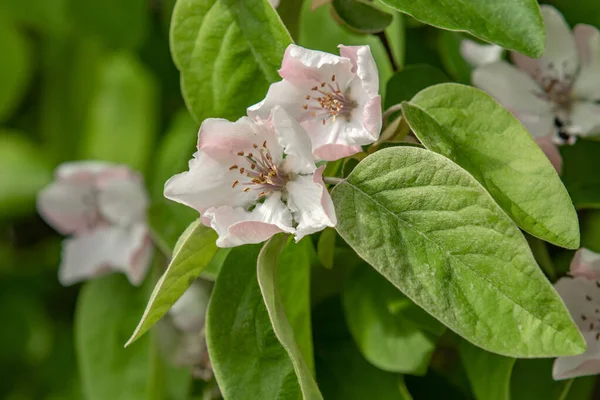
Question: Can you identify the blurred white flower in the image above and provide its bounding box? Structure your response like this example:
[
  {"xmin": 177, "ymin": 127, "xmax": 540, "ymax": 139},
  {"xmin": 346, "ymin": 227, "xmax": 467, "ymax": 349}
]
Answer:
[
  {"xmin": 460, "ymin": 39, "xmax": 504, "ymax": 67},
  {"xmin": 37, "ymin": 161, "xmax": 152, "ymax": 286},
  {"xmin": 269, "ymin": 0, "xmax": 280, "ymax": 8},
  {"xmin": 571, "ymin": 248, "xmax": 600, "ymax": 281}
]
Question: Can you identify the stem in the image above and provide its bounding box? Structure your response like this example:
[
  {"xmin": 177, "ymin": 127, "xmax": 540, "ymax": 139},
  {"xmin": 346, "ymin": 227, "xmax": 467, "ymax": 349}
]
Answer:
[
  {"xmin": 323, "ymin": 176, "xmax": 344, "ymax": 185},
  {"xmin": 382, "ymin": 104, "xmax": 404, "ymax": 123},
  {"xmin": 376, "ymin": 31, "xmax": 399, "ymax": 71}
]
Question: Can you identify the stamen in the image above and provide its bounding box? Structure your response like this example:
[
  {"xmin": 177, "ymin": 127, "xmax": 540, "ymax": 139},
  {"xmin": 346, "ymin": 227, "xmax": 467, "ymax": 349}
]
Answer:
[
  {"xmin": 331, "ymin": 75, "xmax": 335, "ymax": 81},
  {"xmin": 587, "ymin": 295, "xmax": 593, "ymax": 301},
  {"xmin": 321, "ymin": 82, "xmax": 326, "ymax": 87},
  {"xmin": 305, "ymin": 95, "xmax": 310, "ymax": 100},
  {"xmin": 303, "ymin": 105, "xmax": 308, "ymax": 110},
  {"xmin": 232, "ymin": 180, "xmax": 239, "ymax": 188},
  {"xmin": 253, "ymin": 143, "xmax": 258, "ymax": 149},
  {"xmin": 243, "ymin": 188, "xmax": 250, "ymax": 192},
  {"xmin": 582, "ymin": 314, "xmax": 588, "ymax": 321},
  {"xmin": 240, "ymin": 168, "xmax": 245, "ymax": 174},
  {"xmin": 229, "ymin": 165, "xmax": 238, "ymax": 170},
  {"xmin": 596, "ymin": 333, "xmax": 600, "ymax": 341},
  {"xmin": 237, "ymin": 151, "xmax": 244, "ymax": 156},
  {"xmin": 263, "ymin": 141, "xmax": 267, "ymax": 148}
]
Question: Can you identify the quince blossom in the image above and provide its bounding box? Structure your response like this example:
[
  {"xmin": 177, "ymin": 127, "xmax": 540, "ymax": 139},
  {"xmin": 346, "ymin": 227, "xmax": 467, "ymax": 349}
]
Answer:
[
  {"xmin": 164, "ymin": 107, "xmax": 336, "ymax": 247},
  {"xmin": 249, "ymin": 44, "xmax": 381, "ymax": 161},
  {"xmin": 571, "ymin": 248, "xmax": 600, "ymax": 281},
  {"xmin": 37, "ymin": 162, "xmax": 152, "ymax": 286},
  {"xmin": 460, "ymin": 39, "xmax": 504, "ymax": 67},
  {"xmin": 473, "ymin": 5, "xmax": 600, "ymax": 173}
]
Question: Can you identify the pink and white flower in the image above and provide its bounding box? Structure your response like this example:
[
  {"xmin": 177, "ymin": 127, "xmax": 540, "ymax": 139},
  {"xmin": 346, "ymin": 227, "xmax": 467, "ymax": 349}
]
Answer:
[
  {"xmin": 164, "ymin": 106, "xmax": 336, "ymax": 248},
  {"xmin": 248, "ymin": 44, "xmax": 382, "ymax": 161},
  {"xmin": 460, "ymin": 39, "xmax": 504, "ymax": 67},
  {"xmin": 37, "ymin": 161, "xmax": 152, "ymax": 286},
  {"xmin": 472, "ymin": 5, "xmax": 600, "ymax": 173},
  {"xmin": 571, "ymin": 248, "xmax": 600, "ymax": 281}
]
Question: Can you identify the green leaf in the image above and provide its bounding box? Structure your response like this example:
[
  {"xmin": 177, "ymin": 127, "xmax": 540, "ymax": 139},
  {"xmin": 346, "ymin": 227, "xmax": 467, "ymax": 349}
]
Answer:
[
  {"xmin": 379, "ymin": 0, "xmax": 544, "ymax": 57},
  {"xmin": 80, "ymin": 53, "xmax": 158, "ymax": 173},
  {"xmin": 384, "ymin": 64, "xmax": 449, "ymax": 109},
  {"xmin": 510, "ymin": 358, "xmax": 573, "ymax": 400},
  {"xmin": 547, "ymin": 0, "xmax": 600, "ymax": 31},
  {"xmin": 0, "ymin": 0, "xmax": 68, "ymax": 32},
  {"xmin": 459, "ymin": 339, "xmax": 516, "ymax": 400},
  {"xmin": 206, "ymin": 245, "xmax": 302, "ymax": 399},
  {"xmin": 404, "ymin": 84, "xmax": 579, "ymax": 249},
  {"xmin": 0, "ymin": 18, "xmax": 31, "ymax": 122},
  {"xmin": 276, "ymin": 0, "xmax": 304, "ymax": 40},
  {"xmin": 332, "ymin": 0, "xmax": 393, "ymax": 34},
  {"xmin": 0, "ymin": 132, "xmax": 52, "ymax": 220},
  {"xmin": 437, "ymin": 31, "xmax": 473, "ymax": 84},
  {"xmin": 126, "ymin": 219, "xmax": 218, "ymax": 346},
  {"xmin": 342, "ymin": 264, "xmax": 443, "ymax": 375},
  {"xmin": 581, "ymin": 210, "xmax": 600, "ymax": 253},
  {"xmin": 331, "ymin": 146, "xmax": 585, "ymax": 357},
  {"xmin": 170, "ymin": 0, "xmax": 292, "ymax": 123},
  {"xmin": 317, "ymin": 228, "xmax": 337, "ymax": 269},
  {"xmin": 561, "ymin": 138, "xmax": 600, "ymax": 209},
  {"xmin": 257, "ymin": 235, "xmax": 322, "ymax": 400},
  {"xmin": 70, "ymin": 0, "xmax": 149, "ymax": 49}
]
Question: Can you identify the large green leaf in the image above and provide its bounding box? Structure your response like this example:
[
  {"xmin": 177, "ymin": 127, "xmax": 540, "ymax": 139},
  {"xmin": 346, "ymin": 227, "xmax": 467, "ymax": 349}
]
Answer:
[
  {"xmin": 331, "ymin": 146, "xmax": 585, "ymax": 357},
  {"xmin": 332, "ymin": 0, "xmax": 393, "ymax": 34},
  {"xmin": 79, "ymin": 53, "xmax": 158, "ymax": 173},
  {"xmin": 76, "ymin": 274, "xmax": 190, "ymax": 400},
  {"xmin": 206, "ymin": 245, "xmax": 302, "ymax": 400},
  {"xmin": 379, "ymin": 0, "xmax": 544, "ymax": 57},
  {"xmin": 0, "ymin": 132, "xmax": 52, "ymax": 220},
  {"xmin": 510, "ymin": 358, "xmax": 573, "ymax": 400},
  {"xmin": 170, "ymin": 0, "xmax": 292, "ymax": 123},
  {"xmin": 257, "ymin": 235, "xmax": 322, "ymax": 399},
  {"xmin": 0, "ymin": 18, "xmax": 31, "ymax": 122},
  {"xmin": 342, "ymin": 264, "xmax": 443, "ymax": 375},
  {"xmin": 459, "ymin": 340, "xmax": 515, "ymax": 400},
  {"xmin": 404, "ymin": 84, "xmax": 579, "ymax": 249},
  {"xmin": 560, "ymin": 138, "xmax": 600, "ymax": 209},
  {"xmin": 127, "ymin": 219, "xmax": 218, "ymax": 346}
]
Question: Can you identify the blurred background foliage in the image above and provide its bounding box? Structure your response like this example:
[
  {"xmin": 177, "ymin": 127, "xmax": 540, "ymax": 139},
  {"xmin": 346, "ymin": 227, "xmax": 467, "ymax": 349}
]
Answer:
[{"xmin": 1, "ymin": 0, "xmax": 600, "ymax": 399}]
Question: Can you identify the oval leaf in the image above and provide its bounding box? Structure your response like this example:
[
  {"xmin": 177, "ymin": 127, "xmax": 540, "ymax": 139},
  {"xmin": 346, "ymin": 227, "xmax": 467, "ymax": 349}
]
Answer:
[
  {"xmin": 332, "ymin": 0, "xmax": 393, "ymax": 34},
  {"xmin": 170, "ymin": 0, "xmax": 292, "ymax": 123},
  {"xmin": 404, "ymin": 84, "xmax": 579, "ymax": 249},
  {"xmin": 561, "ymin": 138, "xmax": 600, "ymax": 209},
  {"xmin": 257, "ymin": 235, "xmax": 323, "ymax": 400},
  {"xmin": 331, "ymin": 146, "xmax": 584, "ymax": 357},
  {"xmin": 126, "ymin": 219, "xmax": 218, "ymax": 346},
  {"xmin": 380, "ymin": 0, "xmax": 544, "ymax": 57}
]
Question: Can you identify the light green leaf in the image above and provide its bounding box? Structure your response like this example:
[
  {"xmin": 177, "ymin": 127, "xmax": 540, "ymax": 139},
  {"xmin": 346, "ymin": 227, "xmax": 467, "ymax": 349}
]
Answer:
[
  {"xmin": 206, "ymin": 245, "xmax": 302, "ymax": 400},
  {"xmin": 170, "ymin": 0, "xmax": 292, "ymax": 123},
  {"xmin": 332, "ymin": 0, "xmax": 393, "ymax": 34},
  {"xmin": 331, "ymin": 146, "xmax": 585, "ymax": 357},
  {"xmin": 80, "ymin": 53, "xmax": 158, "ymax": 173},
  {"xmin": 561, "ymin": 138, "xmax": 600, "ymax": 209},
  {"xmin": 0, "ymin": 132, "xmax": 52, "ymax": 220},
  {"xmin": 459, "ymin": 339, "xmax": 516, "ymax": 400},
  {"xmin": 510, "ymin": 358, "xmax": 573, "ymax": 400},
  {"xmin": 257, "ymin": 235, "xmax": 322, "ymax": 400},
  {"xmin": 343, "ymin": 264, "xmax": 443, "ymax": 375},
  {"xmin": 384, "ymin": 64, "xmax": 449, "ymax": 109},
  {"xmin": 379, "ymin": 0, "xmax": 544, "ymax": 57},
  {"xmin": 0, "ymin": 18, "xmax": 31, "ymax": 122},
  {"xmin": 404, "ymin": 84, "xmax": 579, "ymax": 249},
  {"xmin": 126, "ymin": 219, "xmax": 218, "ymax": 346},
  {"xmin": 437, "ymin": 31, "xmax": 473, "ymax": 84},
  {"xmin": 317, "ymin": 228, "xmax": 337, "ymax": 269}
]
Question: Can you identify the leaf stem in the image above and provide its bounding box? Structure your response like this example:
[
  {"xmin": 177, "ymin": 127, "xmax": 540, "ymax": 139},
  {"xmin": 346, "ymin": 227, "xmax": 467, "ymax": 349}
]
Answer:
[{"xmin": 376, "ymin": 31, "xmax": 399, "ymax": 71}]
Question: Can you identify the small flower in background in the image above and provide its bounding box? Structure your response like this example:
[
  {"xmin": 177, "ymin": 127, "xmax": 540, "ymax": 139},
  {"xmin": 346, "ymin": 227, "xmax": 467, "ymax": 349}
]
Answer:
[
  {"xmin": 269, "ymin": 0, "xmax": 280, "ymax": 8},
  {"xmin": 570, "ymin": 248, "xmax": 600, "ymax": 281},
  {"xmin": 37, "ymin": 162, "xmax": 152, "ymax": 286},
  {"xmin": 164, "ymin": 106, "xmax": 336, "ymax": 248},
  {"xmin": 248, "ymin": 44, "xmax": 382, "ymax": 161},
  {"xmin": 460, "ymin": 39, "xmax": 504, "ymax": 67},
  {"xmin": 472, "ymin": 5, "xmax": 600, "ymax": 173}
]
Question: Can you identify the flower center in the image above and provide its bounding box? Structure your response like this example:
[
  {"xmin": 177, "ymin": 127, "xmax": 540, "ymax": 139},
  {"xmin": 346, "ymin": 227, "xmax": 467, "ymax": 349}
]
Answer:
[
  {"xmin": 229, "ymin": 141, "xmax": 288, "ymax": 199},
  {"xmin": 302, "ymin": 75, "xmax": 356, "ymax": 125},
  {"xmin": 534, "ymin": 62, "xmax": 577, "ymax": 111}
]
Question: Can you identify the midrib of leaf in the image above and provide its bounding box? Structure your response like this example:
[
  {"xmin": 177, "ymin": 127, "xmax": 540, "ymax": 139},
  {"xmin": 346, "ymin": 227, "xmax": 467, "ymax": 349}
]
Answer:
[{"xmin": 336, "ymin": 178, "xmax": 577, "ymax": 349}]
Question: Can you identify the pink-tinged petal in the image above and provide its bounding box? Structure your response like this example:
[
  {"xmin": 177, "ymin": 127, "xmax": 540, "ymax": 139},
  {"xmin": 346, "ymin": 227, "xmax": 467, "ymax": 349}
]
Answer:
[
  {"xmin": 271, "ymin": 106, "xmax": 315, "ymax": 174},
  {"xmin": 247, "ymin": 80, "xmax": 306, "ymax": 122},
  {"xmin": 472, "ymin": 62, "xmax": 553, "ymax": 117},
  {"xmin": 460, "ymin": 40, "xmax": 504, "ymax": 67},
  {"xmin": 286, "ymin": 166, "xmax": 336, "ymax": 241},
  {"xmin": 124, "ymin": 224, "xmax": 154, "ymax": 286},
  {"xmin": 203, "ymin": 192, "xmax": 294, "ymax": 248},
  {"xmin": 97, "ymin": 175, "xmax": 149, "ymax": 226},
  {"xmin": 510, "ymin": 51, "xmax": 542, "ymax": 80},
  {"xmin": 168, "ymin": 280, "xmax": 212, "ymax": 333},
  {"xmin": 279, "ymin": 44, "xmax": 354, "ymax": 87},
  {"xmin": 58, "ymin": 224, "xmax": 151, "ymax": 286},
  {"xmin": 362, "ymin": 95, "xmax": 382, "ymax": 142},
  {"xmin": 37, "ymin": 180, "xmax": 97, "ymax": 235},
  {"xmin": 569, "ymin": 101, "xmax": 600, "ymax": 137},
  {"xmin": 164, "ymin": 151, "xmax": 257, "ymax": 214},
  {"xmin": 338, "ymin": 45, "xmax": 379, "ymax": 95},
  {"xmin": 55, "ymin": 161, "xmax": 118, "ymax": 181},
  {"xmin": 573, "ymin": 24, "xmax": 600, "ymax": 101},
  {"xmin": 553, "ymin": 331, "xmax": 600, "ymax": 380},
  {"xmin": 539, "ymin": 5, "xmax": 578, "ymax": 78},
  {"xmin": 314, "ymin": 144, "xmax": 362, "ymax": 161},
  {"xmin": 570, "ymin": 248, "xmax": 600, "ymax": 280},
  {"xmin": 535, "ymin": 136, "xmax": 563, "ymax": 174}
]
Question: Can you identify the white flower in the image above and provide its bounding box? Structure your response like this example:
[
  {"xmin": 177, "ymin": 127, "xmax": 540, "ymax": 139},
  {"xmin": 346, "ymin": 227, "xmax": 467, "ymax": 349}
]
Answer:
[
  {"xmin": 460, "ymin": 39, "xmax": 504, "ymax": 67},
  {"xmin": 168, "ymin": 280, "xmax": 212, "ymax": 333},
  {"xmin": 269, "ymin": 0, "xmax": 280, "ymax": 8},
  {"xmin": 571, "ymin": 248, "xmax": 600, "ymax": 281},
  {"xmin": 37, "ymin": 162, "xmax": 152, "ymax": 286},
  {"xmin": 553, "ymin": 276, "xmax": 600, "ymax": 379},
  {"xmin": 248, "ymin": 44, "xmax": 382, "ymax": 161},
  {"xmin": 164, "ymin": 107, "xmax": 336, "ymax": 247},
  {"xmin": 472, "ymin": 5, "xmax": 600, "ymax": 173}
]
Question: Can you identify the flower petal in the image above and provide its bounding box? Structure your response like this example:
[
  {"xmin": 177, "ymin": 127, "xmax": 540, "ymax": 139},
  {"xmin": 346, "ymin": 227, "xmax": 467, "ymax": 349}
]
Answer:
[
  {"xmin": 570, "ymin": 248, "xmax": 600, "ymax": 280},
  {"xmin": 169, "ymin": 280, "xmax": 212, "ymax": 333},
  {"xmin": 535, "ymin": 136, "xmax": 563, "ymax": 173},
  {"xmin": 278, "ymin": 44, "xmax": 354, "ymax": 87},
  {"xmin": 247, "ymin": 80, "xmax": 306, "ymax": 122},
  {"xmin": 59, "ymin": 224, "xmax": 151, "ymax": 286},
  {"xmin": 203, "ymin": 192, "xmax": 294, "ymax": 248},
  {"xmin": 271, "ymin": 106, "xmax": 315, "ymax": 174},
  {"xmin": 286, "ymin": 166, "xmax": 336, "ymax": 241},
  {"xmin": 553, "ymin": 330, "xmax": 600, "ymax": 380},
  {"xmin": 37, "ymin": 180, "xmax": 96, "ymax": 235},
  {"xmin": 55, "ymin": 161, "xmax": 119, "ymax": 181},
  {"xmin": 569, "ymin": 101, "xmax": 600, "ymax": 137},
  {"xmin": 460, "ymin": 40, "xmax": 504, "ymax": 67},
  {"xmin": 338, "ymin": 45, "xmax": 379, "ymax": 95},
  {"xmin": 97, "ymin": 174, "xmax": 149, "ymax": 226}
]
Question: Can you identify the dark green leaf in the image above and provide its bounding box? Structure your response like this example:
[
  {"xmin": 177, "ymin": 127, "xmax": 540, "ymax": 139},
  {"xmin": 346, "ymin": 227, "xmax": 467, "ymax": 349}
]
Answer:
[
  {"xmin": 0, "ymin": 0, "xmax": 67, "ymax": 32},
  {"xmin": 332, "ymin": 0, "xmax": 393, "ymax": 34},
  {"xmin": 561, "ymin": 138, "xmax": 600, "ymax": 209},
  {"xmin": 546, "ymin": 0, "xmax": 600, "ymax": 30},
  {"xmin": 331, "ymin": 146, "xmax": 585, "ymax": 357},
  {"xmin": 384, "ymin": 64, "xmax": 449, "ymax": 109},
  {"xmin": 0, "ymin": 18, "xmax": 31, "ymax": 122},
  {"xmin": 510, "ymin": 358, "xmax": 573, "ymax": 400},
  {"xmin": 437, "ymin": 31, "xmax": 473, "ymax": 84},
  {"xmin": 317, "ymin": 228, "xmax": 337, "ymax": 269},
  {"xmin": 380, "ymin": 0, "xmax": 545, "ymax": 57},
  {"xmin": 405, "ymin": 84, "xmax": 579, "ymax": 249}
]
